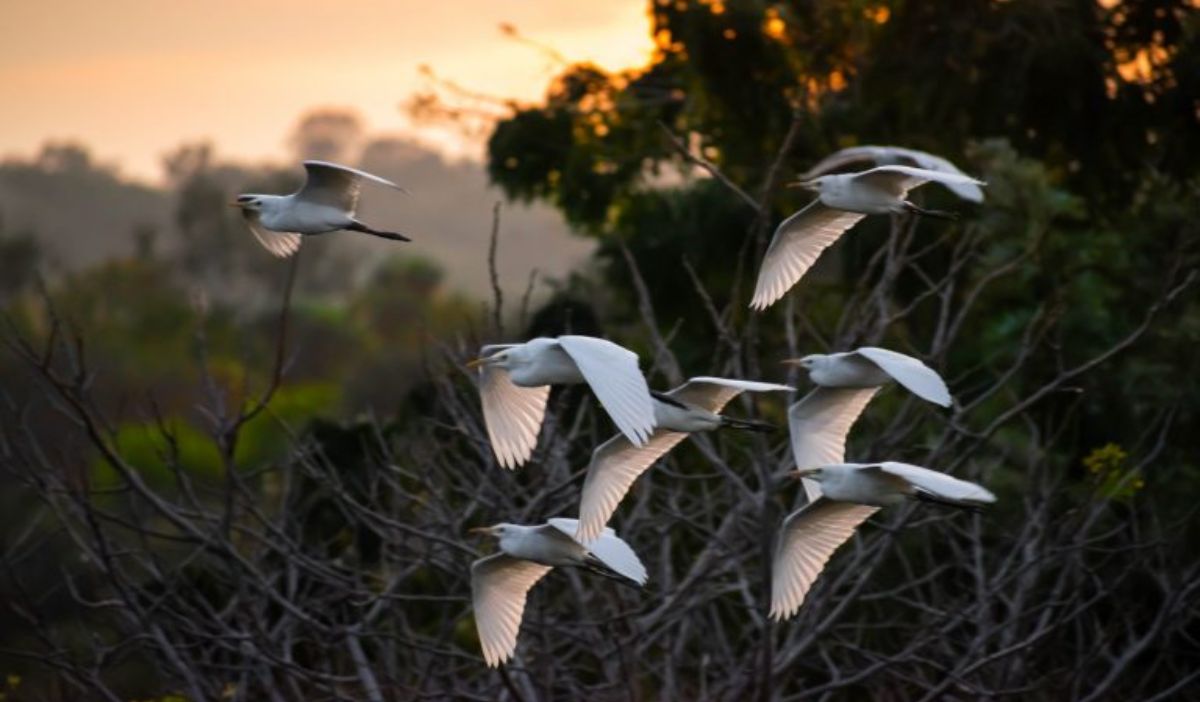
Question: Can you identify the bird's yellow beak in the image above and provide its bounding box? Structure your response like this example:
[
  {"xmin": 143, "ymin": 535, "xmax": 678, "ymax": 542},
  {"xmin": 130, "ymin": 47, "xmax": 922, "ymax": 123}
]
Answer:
[
  {"xmin": 794, "ymin": 468, "xmax": 819, "ymax": 478},
  {"xmin": 788, "ymin": 180, "xmax": 819, "ymax": 192},
  {"xmin": 468, "ymin": 526, "xmax": 494, "ymax": 536},
  {"xmin": 228, "ymin": 201, "xmax": 243, "ymax": 208},
  {"xmin": 465, "ymin": 357, "xmax": 489, "ymax": 369},
  {"xmin": 780, "ymin": 358, "xmax": 804, "ymax": 367}
]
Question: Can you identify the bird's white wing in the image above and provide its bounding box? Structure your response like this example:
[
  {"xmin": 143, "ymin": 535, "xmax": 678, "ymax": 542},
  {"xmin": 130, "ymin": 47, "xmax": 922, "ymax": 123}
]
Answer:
[
  {"xmin": 471, "ymin": 554, "xmax": 553, "ymax": 667},
  {"xmin": 243, "ymin": 212, "xmax": 302, "ymax": 258},
  {"xmin": 547, "ymin": 518, "xmax": 648, "ymax": 585},
  {"xmin": 802, "ymin": 148, "xmax": 983, "ymax": 202},
  {"xmin": 770, "ymin": 499, "xmax": 879, "ymax": 621},
  {"xmin": 478, "ymin": 365, "xmax": 550, "ymax": 469},
  {"xmin": 888, "ymin": 148, "xmax": 984, "ymax": 202},
  {"xmin": 750, "ymin": 201, "xmax": 867, "ymax": 310},
  {"xmin": 887, "ymin": 147, "xmax": 958, "ymax": 172},
  {"xmin": 575, "ymin": 430, "xmax": 690, "ymax": 543},
  {"xmin": 853, "ymin": 347, "xmax": 951, "ymax": 407},
  {"xmin": 799, "ymin": 146, "xmax": 887, "ymax": 179},
  {"xmin": 667, "ymin": 377, "xmax": 793, "ymax": 413},
  {"xmin": 853, "ymin": 165, "xmax": 985, "ymax": 199},
  {"xmin": 557, "ymin": 336, "xmax": 655, "ymax": 446},
  {"xmin": 788, "ymin": 387, "xmax": 880, "ymax": 502},
  {"xmin": 298, "ymin": 160, "xmax": 407, "ymax": 212},
  {"xmin": 870, "ymin": 462, "xmax": 996, "ymax": 504}
]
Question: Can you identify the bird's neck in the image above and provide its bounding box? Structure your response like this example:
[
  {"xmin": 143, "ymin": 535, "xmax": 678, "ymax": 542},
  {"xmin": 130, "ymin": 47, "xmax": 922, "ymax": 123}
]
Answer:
[{"xmin": 258, "ymin": 195, "xmax": 287, "ymax": 212}]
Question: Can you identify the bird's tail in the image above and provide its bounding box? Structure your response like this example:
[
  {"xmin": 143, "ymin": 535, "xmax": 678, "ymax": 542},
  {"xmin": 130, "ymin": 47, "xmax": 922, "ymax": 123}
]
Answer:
[
  {"xmin": 347, "ymin": 221, "xmax": 411, "ymax": 242},
  {"xmin": 580, "ymin": 555, "xmax": 644, "ymax": 589},
  {"xmin": 913, "ymin": 489, "xmax": 987, "ymax": 513},
  {"xmin": 719, "ymin": 416, "xmax": 777, "ymax": 433}
]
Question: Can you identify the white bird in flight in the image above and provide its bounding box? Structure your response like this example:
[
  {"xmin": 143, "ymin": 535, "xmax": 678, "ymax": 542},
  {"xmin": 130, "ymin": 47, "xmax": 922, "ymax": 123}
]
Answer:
[
  {"xmin": 469, "ymin": 518, "xmax": 647, "ymax": 667},
  {"xmin": 800, "ymin": 145, "xmax": 985, "ymax": 203},
  {"xmin": 782, "ymin": 347, "xmax": 952, "ymax": 501},
  {"xmin": 770, "ymin": 461, "xmax": 995, "ymax": 621},
  {"xmin": 232, "ymin": 160, "xmax": 410, "ymax": 258},
  {"xmin": 468, "ymin": 336, "xmax": 656, "ymax": 469},
  {"xmin": 749, "ymin": 165, "xmax": 986, "ymax": 309},
  {"xmin": 575, "ymin": 376, "xmax": 793, "ymax": 543}
]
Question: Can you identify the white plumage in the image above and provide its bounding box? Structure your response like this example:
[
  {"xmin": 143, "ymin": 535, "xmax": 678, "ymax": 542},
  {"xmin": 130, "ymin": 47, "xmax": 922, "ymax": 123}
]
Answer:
[
  {"xmin": 470, "ymin": 555, "xmax": 551, "ymax": 669},
  {"xmin": 575, "ymin": 377, "xmax": 792, "ymax": 542},
  {"xmin": 800, "ymin": 145, "xmax": 985, "ymax": 203},
  {"xmin": 233, "ymin": 160, "xmax": 409, "ymax": 258},
  {"xmin": 476, "ymin": 344, "xmax": 550, "ymax": 469},
  {"xmin": 787, "ymin": 387, "xmax": 880, "ymax": 501},
  {"xmin": 770, "ymin": 500, "xmax": 879, "ymax": 621},
  {"xmin": 469, "ymin": 518, "xmax": 647, "ymax": 667},
  {"xmin": 771, "ymin": 462, "xmax": 995, "ymax": 620},
  {"xmin": 470, "ymin": 336, "xmax": 656, "ymax": 469},
  {"xmin": 804, "ymin": 462, "xmax": 996, "ymax": 507},
  {"xmin": 784, "ymin": 347, "xmax": 952, "ymax": 501},
  {"xmin": 750, "ymin": 165, "xmax": 986, "ymax": 309}
]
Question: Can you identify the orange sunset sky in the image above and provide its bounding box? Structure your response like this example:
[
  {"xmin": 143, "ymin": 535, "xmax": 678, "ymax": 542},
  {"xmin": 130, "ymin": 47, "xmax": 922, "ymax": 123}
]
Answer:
[{"xmin": 0, "ymin": 0, "xmax": 655, "ymax": 183}]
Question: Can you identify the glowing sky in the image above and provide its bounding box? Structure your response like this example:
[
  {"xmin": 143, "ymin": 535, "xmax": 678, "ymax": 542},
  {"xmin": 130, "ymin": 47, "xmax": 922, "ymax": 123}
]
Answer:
[{"xmin": 0, "ymin": 0, "xmax": 654, "ymax": 182}]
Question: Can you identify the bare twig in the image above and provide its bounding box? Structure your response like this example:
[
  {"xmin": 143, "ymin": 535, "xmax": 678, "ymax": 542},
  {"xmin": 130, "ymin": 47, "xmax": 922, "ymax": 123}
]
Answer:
[
  {"xmin": 488, "ymin": 201, "xmax": 505, "ymax": 336},
  {"xmin": 657, "ymin": 121, "xmax": 761, "ymax": 213}
]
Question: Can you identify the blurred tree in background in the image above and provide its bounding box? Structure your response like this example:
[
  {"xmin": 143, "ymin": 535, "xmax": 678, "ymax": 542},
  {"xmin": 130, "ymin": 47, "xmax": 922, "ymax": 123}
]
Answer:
[
  {"xmin": 0, "ymin": 214, "xmax": 43, "ymax": 302},
  {"xmin": 1, "ymin": 0, "xmax": 1198, "ymax": 699},
  {"xmin": 288, "ymin": 109, "xmax": 367, "ymax": 163}
]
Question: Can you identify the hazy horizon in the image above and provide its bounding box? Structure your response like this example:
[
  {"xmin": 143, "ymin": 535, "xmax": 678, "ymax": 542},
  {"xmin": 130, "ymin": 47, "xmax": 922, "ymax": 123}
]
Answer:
[{"xmin": 0, "ymin": 0, "xmax": 654, "ymax": 183}]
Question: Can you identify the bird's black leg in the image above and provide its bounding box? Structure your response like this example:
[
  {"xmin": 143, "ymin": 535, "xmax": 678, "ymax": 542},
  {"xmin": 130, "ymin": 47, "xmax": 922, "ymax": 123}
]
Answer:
[
  {"xmin": 346, "ymin": 221, "xmax": 412, "ymax": 242},
  {"xmin": 903, "ymin": 202, "xmax": 959, "ymax": 221},
  {"xmin": 580, "ymin": 557, "xmax": 643, "ymax": 589},
  {"xmin": 913, "ymin": 490, "xmax": 984, "ymax": 513},
  {"xmin": 719, "ymin": 416, "xmax": 777, "ymax": 433}
]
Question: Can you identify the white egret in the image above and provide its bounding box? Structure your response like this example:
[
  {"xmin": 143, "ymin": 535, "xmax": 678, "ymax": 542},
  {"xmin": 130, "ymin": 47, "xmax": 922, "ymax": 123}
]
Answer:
[
  {"xmin": 770, "ymin": 461, "xmax": 995, "ymax": 621},
  {"xmin": 575, "ymin": 377, "xmax": 793, "ymax": 542},
  {"xmin": 782, "ymin": 347, "xmax": 951, "ymax": 501},
  {"xmin": 232, "ymin": 160, "xmax": 409, "ymax": 257},
  {"xmin": 800, "ymin": 146, "xmax": 985, "ymax": 202},
  {"xmin": 749, "ymin": 165, "xmax": 986, "ymax": 309},
  {"xmin": 468, "ymin": 336, "xmax": 656, "ymax": 469},
  {"xmin": 469, "ymin": 517, "xmax": 647, "ymax": 667}
]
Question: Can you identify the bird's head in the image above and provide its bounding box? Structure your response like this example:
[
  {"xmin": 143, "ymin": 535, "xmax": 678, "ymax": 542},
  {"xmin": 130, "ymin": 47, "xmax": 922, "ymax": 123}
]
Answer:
[
  {"xmin": 466, "ymin": 349, "xmax": 513, "ymax": 371},
  {"xmin": 231, "ymin": 194, "xmax": 265, "ymax": 212},
  {"xmin": 788, "ymin": 176, "xmax": 827, "ymax": 193},
  {"xmin": 781, "ymin": 354, "xmax": 823, "ymax": 372}
]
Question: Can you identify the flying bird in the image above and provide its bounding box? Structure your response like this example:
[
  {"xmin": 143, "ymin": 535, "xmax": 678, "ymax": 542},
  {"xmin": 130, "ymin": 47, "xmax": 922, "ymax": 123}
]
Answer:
[
  {"xmin": 800, "ymin": 145, "xmax": 985, "ymax": 203},
  {"xmin": 749, "ymin": 165, "xmax": 986, "ymax": 309},
  {"xmin": 782, "ymin": 347, "xmax": 951, "ymax": 501},
  {"xmin": 770, "ymin": 461, "xmax": 995, "ymax": 621},
  {"xmin": 468, "ymin": 336, "xmax": 656, "ymax": 469},
  {"xmin": 469, "ymin": 518, "xmax": 647, "ymax": 667},
  {"xmin": 575, "ymin": 377, "xmax": 793, "ymax": 543},
  {"xmin": 232, "ymin": 160, "xmax": 409, "ymax": 257}
]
